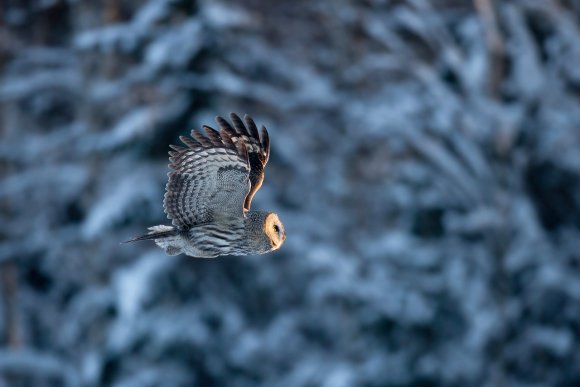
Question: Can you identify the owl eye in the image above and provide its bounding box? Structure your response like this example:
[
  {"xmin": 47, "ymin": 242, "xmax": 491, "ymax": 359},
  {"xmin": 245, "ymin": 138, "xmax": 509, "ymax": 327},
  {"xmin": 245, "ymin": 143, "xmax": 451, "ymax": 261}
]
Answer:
[{"xmin": 273, "ymin": 224, "xmax": 280, "ymax": 233}]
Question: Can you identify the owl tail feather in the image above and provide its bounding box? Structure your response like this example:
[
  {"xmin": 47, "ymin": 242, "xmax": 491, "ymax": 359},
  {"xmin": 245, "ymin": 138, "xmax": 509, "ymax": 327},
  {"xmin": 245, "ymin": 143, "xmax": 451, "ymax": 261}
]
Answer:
[
  {"xmin": 123, "ymin": 225, "xmax": 178, "ymax": 243},
  {"xmin": 124, "ymin": 225, "xmax": 185, "ymax": 256}
]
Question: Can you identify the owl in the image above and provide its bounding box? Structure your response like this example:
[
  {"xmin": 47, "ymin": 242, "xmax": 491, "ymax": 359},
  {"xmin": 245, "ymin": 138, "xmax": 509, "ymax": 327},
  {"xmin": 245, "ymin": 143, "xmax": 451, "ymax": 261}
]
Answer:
[{"xmin": 126, "ymin": 113, "xmax": 286, "ymax": 258}]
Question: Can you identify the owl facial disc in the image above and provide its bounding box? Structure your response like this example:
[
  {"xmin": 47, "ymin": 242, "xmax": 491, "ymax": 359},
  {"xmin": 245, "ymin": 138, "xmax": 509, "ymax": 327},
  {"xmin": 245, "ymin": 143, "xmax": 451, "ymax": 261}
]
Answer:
[{"xmin": 264, "ymin": 213, "xmax": 286, "ymax": 249}]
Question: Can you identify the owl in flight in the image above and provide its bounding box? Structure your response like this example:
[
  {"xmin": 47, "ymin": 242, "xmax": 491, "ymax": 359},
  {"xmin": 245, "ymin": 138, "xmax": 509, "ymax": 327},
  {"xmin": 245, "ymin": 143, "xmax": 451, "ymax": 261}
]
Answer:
[{"xmin": 126, "ymin": 113, "xmax": 286, "ymax": 258}]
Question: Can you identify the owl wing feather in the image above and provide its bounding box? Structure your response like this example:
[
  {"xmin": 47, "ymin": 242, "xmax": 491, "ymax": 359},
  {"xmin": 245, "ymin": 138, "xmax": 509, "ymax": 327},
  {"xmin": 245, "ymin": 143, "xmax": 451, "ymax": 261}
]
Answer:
[
  {"xmin": 214, "ymin": 113, "xmax": 270, "ymax": 211},
  {"xmin": 163, "ymin": 126, "xmax": 250, "ymax": 229}
]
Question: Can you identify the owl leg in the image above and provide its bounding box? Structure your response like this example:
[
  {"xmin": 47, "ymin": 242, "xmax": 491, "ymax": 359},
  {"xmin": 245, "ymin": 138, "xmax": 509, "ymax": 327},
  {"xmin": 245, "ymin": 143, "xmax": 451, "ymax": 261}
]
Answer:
[
  {"xmin": 164, "ymin": 245, "xmax": 181, "ymax": 256},
  {"xmin": 152, "ymin": 232, "xmax": 186, "ymax": 256}
]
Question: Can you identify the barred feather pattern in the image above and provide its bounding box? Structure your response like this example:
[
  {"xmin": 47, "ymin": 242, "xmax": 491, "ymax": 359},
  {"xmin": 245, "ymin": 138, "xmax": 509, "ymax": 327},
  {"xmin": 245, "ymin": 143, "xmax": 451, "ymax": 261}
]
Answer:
[
  {"xmin": 185, "ymin": 220, "xmax": 246, "ymax": 257},
  {"xmin": 163, "ymin": 125, "xmax": 250, "ymax": 229}
]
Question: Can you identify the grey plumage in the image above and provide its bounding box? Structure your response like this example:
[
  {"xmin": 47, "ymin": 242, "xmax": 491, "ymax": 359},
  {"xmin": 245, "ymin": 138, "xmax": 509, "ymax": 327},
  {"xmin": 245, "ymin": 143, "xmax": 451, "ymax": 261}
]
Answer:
[{"xmin": 125, "ymin": 113, "xmax": 286, "ymax": 258}]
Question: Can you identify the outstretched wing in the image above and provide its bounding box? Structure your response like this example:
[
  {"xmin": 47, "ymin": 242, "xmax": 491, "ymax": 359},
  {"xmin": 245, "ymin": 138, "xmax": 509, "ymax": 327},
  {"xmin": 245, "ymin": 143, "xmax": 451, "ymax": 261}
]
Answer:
[
  {"xmin": 213, "ymin": 113, "xmax": 270, "ymax": 211},
  {"xmin": 163, "ymin": 126, "xmax": 250, "ymax": 229}
]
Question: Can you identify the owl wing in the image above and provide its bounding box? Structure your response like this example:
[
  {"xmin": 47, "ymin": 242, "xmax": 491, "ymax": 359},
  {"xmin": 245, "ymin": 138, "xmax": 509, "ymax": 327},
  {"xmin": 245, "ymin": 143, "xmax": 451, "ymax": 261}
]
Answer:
[
  {"xmin": 163, "ymin": 126, "xmax": 250, "ymax": 229},
  {"xmin": 214, "ymin": 113, "xmax": 270, "ymax": 211}
]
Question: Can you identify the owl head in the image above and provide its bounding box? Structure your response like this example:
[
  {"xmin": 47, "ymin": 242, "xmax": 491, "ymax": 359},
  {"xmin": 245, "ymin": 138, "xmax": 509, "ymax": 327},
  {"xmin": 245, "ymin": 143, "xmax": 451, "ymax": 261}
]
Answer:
[{"xmin": 264, "ymin": 212, "xmax": 286, "ymax": 250}]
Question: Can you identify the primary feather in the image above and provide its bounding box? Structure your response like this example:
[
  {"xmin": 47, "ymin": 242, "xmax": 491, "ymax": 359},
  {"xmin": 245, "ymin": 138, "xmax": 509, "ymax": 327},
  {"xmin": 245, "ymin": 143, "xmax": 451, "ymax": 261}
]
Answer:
[{"xmin": 215, "ymin": 113, "xmax": 270, "ymax": 211}]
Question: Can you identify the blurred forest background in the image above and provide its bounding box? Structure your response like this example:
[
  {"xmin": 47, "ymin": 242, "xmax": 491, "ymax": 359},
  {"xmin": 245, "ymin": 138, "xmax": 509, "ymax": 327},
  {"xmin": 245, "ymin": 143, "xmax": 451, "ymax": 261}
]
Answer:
[{"xmin": 1, "ymin": 0, "xmax": 580, "ymax": 386}]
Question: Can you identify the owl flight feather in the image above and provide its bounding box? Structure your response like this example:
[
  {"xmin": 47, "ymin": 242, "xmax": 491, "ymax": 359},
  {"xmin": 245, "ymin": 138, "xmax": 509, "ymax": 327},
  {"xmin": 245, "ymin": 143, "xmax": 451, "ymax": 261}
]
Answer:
[{"xmin": 124, "ymin": 113, "xmax": 286, "ymax": 258}]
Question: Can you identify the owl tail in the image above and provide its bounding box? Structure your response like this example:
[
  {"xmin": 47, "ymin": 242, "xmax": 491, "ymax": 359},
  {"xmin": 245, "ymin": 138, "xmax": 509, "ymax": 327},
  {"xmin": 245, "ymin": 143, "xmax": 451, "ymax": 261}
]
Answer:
[
  {"xmin": 123, "ymin": 225, "xmax": 177, "ymax": 242},
  {"xmin": 123, "ymin": 225, "xmax": 183, "ymax": 255}
]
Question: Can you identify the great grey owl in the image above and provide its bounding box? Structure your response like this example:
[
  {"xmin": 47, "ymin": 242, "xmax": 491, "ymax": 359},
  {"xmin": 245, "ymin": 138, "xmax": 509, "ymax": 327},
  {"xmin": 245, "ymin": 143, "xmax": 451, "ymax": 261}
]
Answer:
[{"xmin": 125, "ymin": 113, "xmax": 286, "ymax": 258}]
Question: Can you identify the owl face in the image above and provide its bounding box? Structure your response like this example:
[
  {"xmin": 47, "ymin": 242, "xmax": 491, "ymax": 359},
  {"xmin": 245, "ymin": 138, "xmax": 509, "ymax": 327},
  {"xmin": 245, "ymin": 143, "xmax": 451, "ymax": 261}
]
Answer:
[{"xmin": 264, "ymin": 213, "xmax": 286, "ymax": 250}]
